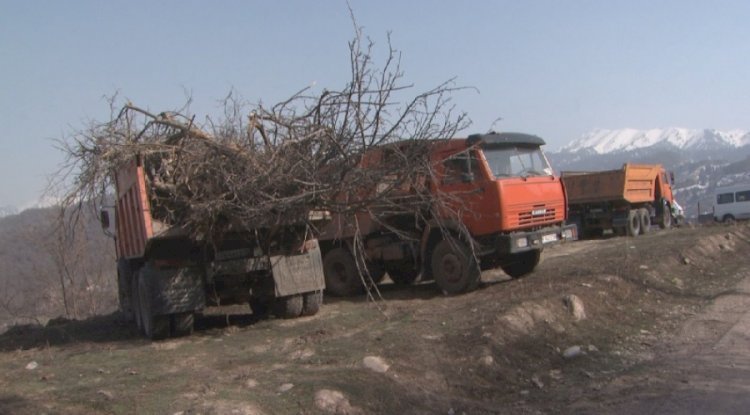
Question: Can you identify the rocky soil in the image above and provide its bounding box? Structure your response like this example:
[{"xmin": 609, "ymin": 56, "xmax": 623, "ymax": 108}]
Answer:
[{"xmin": 1, "ymin": 223, "xmax": 748, "ymax": 414}]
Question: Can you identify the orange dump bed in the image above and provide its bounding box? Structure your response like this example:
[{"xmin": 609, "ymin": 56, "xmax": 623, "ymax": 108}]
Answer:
[
  {"xmin": 562, "ymin": 163, "xmax": 664, "ymax": 205},
  {"xmin": 114, "ymin": 158, "xmax": 154, "ymax": 260}
]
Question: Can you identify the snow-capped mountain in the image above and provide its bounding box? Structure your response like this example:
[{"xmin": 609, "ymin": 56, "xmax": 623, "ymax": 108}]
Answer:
[
  {"xmin": 549, "ymin": 128, "xmax": 750, "ymax": 219},
  {"xmin": 561, "ymin": 128, "xmax": 750, "ymax": 154},
  {"xmin": 0, "ymin": 206, "xmax": 18, "ymax": 218}
]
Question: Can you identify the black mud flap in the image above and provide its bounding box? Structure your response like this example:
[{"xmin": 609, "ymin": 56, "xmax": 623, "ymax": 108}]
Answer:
[{"xmin": 143, "ymin": 264, "xmax": 206, "ymax": 315}]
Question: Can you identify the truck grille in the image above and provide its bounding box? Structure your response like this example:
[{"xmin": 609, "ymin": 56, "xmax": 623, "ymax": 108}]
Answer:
[{"xmin": 518, "ymin": 207, "xmax": 557, "ymax": 226}]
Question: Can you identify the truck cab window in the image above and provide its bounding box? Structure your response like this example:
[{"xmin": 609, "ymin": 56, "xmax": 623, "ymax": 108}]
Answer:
[
  {"xmin": 483, "ymin": 146, "xmax": 552, "ymax": 178},
  {"xmin": 442, "ymin": 151, "xmax": 482, "ymax": 183}
]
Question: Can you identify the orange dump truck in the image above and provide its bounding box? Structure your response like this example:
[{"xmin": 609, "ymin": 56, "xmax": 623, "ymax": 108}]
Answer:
[
  {"xmin": 562, "ymin": 163, "xmax": 678, "ymax": 237},
  {"xmin": 102, "ymin": 156, "xmax": 325, "ymax": 340},
  {"xmin": 319, "ymin": 132, "xmax": 577, "ymax": 296}
]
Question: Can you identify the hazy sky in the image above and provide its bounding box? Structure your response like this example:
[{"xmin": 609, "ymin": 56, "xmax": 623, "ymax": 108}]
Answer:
[{"xmin": 1, "ymin": 0, "xmax": 749, "ymax": 209}]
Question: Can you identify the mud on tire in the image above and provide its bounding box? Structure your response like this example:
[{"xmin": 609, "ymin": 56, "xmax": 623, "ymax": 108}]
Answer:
[
  {"xmin": 301, "ymin": 291, "xmax": 323, "ymax": 316},
  {"xmin": 273, "ymin": 294, "xmax": 304, "ymax": 319}
]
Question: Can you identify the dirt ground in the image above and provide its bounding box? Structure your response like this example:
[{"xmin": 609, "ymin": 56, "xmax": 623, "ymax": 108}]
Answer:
[{"xmin": 0, "ymin": 223, "xmax": 748, "ymax": 414}]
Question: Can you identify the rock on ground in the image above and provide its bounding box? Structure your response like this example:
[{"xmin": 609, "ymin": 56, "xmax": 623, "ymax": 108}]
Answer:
[
  {"xmin": 362, "ymin": 356, "xmax": 390, "ymax": 373},
  {"xmin": 563, "ymin": 294, "xmax": 587, "ymax": 321},
  {"xmin": 314, "ymin": 389, "xmax": 362, "ymax": 415}
]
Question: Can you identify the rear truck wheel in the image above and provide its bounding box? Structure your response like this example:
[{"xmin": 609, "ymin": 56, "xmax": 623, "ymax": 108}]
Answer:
[
  {"xmin": 301, "ymin": 291, "xmax": 323, "ymax": 316},
  {"xmin": 500, "ymin": 249, "xmax": 542, "ymax": 278},
  {"xmin": 137, "ymin": 268, "xmax": 170, "ymax": 340},
  {"xmin": 639, "ymin": 208, "xmax": 651, "ymax": 234},
  {"xmin": 131, "ymin": 271, "xmax": 143, "ymax": 333},
  {"xmin": 660, "ymin": 204, "xmax": 673, "ymax": 229},
  {"xmin": 323, "ymin": 247, "xmax": 365, "ymax": 296},
  {"xmin": 723, "ymin": 214, "xmax": 736, "ymax": 224},
  {"xmin": 386, "ymin": 263, "xmax": 420, "ymax": 285},
  {"xmin": 171, "ymin": 312, "xmax": 194, "ymax": 337},
  {"xmin": 273, "ymin": 294, "xmax": 304, "ymax": 318},
  {"xmin": 627, "ymin": 209, "xmax": 641, "ymax": 237},
  {"xmin": 431, "ymin": 237, "xmax": 481, "ymax": 295}
]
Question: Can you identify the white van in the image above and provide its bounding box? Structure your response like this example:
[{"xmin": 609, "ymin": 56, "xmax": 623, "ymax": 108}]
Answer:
[{"xmin": 714, "ymin": 183, "xmax": 750, "ymax": 223}]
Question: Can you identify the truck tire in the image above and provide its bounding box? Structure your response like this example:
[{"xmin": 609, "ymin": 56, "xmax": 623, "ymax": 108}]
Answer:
[
  {"xmin": 301, "ymin": 291, "xmax": 323, "ymax": 316},
  {"xmin": 138, "ymin": 269, "xmax": 170, "ymax": 340},
  {"xmin": 627, "ymin": 210, "xmax": 641, "ymax": 237},
  {"xmin": 723, "ymin": 214, "xmax": 736, "ymax": 224},
  {"xmin": 323, "ymin": 247, "xmax": 365, "ymax": 296},
  {"xmin": 431, "ymin": 237, "xmax": 481, "ymax": 295},
  {"xmin": 171, "ymin": 312, "xmax": 194, "ymax": 337},
  {"xmin": 639, "ymin": 208, "xmax": 651, "ymax": 234},
  {"xmin": 501, "ymin": 250, "xmax": 541, "ymax": 278},
  {"xmin": 660, "ymin": 205, "xmax": 672, "ymax": 229},
  {"xmin": 386, "ymin": 265, "xmax": 420, "ymax": 285},
  {"xmin": 273, "ymin": 294, "xmax": 303, "ymax": 319}
]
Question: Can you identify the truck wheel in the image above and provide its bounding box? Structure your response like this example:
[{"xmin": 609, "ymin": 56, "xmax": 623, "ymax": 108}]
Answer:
[
  {"xmin": 501, "ymin": 250, "xmax": 541, "ymax": 278},
  {"xmin": 386, "ymin": 264, "xmax": 420, "ymax": 285},
  {"xmin": 301, "ymin": 291, "xmax": 323, "ymax": 316},
  {"xmin": 138, "ymin": 269, "xmax": 170, "ymax": 340},
  {"xmin": 660, "ymin": 206, "xmax": 672, "ymax": 229},
  {"xmin": 723, "ymin": 214, "xmax": 736, "ymax": 224},
  {"xmin": 627, "ymin": 210, "xmax": 641, "ymax": 237},
  {"xmin": 323, "ymin": 247, "xmax": 365, "ymax": 296},
  {"xmin": 431, "ymin": 237, "xmax": 481, "ymax": 295},
  {"xmin": 273, "ymin": 295, "xmax": 303, "ymax": 319},
  {"xmin": 639, "ymin": 208, "xmax": 651, "ymax": 234},
  {"xmin": 171, "ymin": 312, "xmax": 194, "ymax": 337}
]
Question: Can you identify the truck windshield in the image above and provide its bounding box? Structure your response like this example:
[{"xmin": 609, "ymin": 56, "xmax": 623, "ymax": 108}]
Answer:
[{"xmin": 482, "ymin": 146, "xmax": 553, "ymax": 178}]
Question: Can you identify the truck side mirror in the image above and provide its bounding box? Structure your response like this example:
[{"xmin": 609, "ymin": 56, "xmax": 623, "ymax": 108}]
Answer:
[
  {"xmin": 100, "ymin": 210, "xmax": 110, "ymax": 229},
  {"xmin": 669, "ymin": 172, "xmax": 675, "ymax": 185}
]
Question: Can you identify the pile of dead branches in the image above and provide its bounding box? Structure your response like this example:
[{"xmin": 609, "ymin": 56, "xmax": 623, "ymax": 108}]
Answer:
[{"xmin": 55, "ymin": 27, "xmax": 470, "ymax": 241}]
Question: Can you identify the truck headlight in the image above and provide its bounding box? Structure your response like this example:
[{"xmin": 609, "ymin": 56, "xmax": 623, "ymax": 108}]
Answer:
[
  {"xmin": 563, "ymin": 229, "xmax": 574, "ymax": 239},
  {"xmin": 516, "ymin": 238, "xmax": 528, "ymax": 248}
]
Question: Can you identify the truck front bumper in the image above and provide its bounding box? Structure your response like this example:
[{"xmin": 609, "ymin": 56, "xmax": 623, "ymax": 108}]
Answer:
[{"xmin": 494, "ymin": 224, "xmax": 578, "ymax": 254}]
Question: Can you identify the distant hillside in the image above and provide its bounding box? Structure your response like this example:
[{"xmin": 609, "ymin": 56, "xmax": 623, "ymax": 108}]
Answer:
[
  {"xmin": 0, "ymin": 206, "xmax": 116, "ymax": 330},
  {"xmin": 549, "ymin": 128, "xmax": 750, "ymax": 218}
]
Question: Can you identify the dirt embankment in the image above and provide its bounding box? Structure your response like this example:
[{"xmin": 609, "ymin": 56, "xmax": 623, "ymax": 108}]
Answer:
[{"xmin": 0, "ymin": 224, "xmax": 748, "ymax": 414}]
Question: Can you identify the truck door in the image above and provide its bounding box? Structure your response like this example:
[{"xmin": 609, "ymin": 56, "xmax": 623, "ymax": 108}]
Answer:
[
  {"xmin": 659, "ymin": 170, "xmax": 674, "ymax": 202},
  {"xmin": 436, "ymin": 149, "xmax": 498, "ymax": 232}
]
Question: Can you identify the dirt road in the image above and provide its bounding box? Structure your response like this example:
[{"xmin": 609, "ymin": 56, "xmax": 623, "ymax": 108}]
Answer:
[
  {"xmin": 0, "ymin": 224, "xmax": 748, "ymax": 414},
  {"xmin": 571, "ymin": 268, "xmax": 750, "ymax": 414}
]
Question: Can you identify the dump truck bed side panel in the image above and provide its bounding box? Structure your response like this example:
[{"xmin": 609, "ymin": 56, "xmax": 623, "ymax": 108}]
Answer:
[
  {"xmin": 563, "ymin": 164, "xmax": 661, "ymax": 205},
  {"xmin": 114, "ymin": 159, "xmax": 153, "ymax": 260}
]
